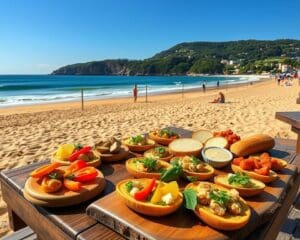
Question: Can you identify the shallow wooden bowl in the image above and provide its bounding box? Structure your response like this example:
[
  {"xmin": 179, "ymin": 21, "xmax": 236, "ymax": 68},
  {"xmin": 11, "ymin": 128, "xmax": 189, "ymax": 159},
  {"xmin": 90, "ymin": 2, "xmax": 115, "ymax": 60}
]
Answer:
[
  {"xmin": 231, "ymin": 164, "xmax": 278, "ymax": 183},
  {"xmin": 125, "ymin": 157, "xmax": 171, "ymax": 179},
  {"xmin": 24, "ymin": 168, "xmax": 105, "ymax": 207},
  {"xmin": 214, "ymin": 175, "xmax": 265, "ymax": 197},
  {"xmin": 250, "ymin": 154, "xmax": 287, "ymax": 171},
  {"xmin": 51, "ymin": 150, "xmax": 101, "ymax": 168},
  {"xmin": 170, "ymin": 157, "xmax": 215, "ymax": 181},
  {"xmin": 185, "ymin": 182, "xmax": 251, "ymax": 231},
  {"xmin": 143, "ymin": 148, "xmax": 173, "ymax": 162},
  {"xmin": 148, "ymin": 131, "xmax": 180, "ymax": 146},
  {"xmin": 100, "ymin": 146, "xmax": 129, "ymax": 162},
  {"xmin": 116, "ymin": 178, "xmax": 183, "ymax": 216},
  {"xmin": 122, "ymin": 138, "xmax": 155, "ymax": 153}
]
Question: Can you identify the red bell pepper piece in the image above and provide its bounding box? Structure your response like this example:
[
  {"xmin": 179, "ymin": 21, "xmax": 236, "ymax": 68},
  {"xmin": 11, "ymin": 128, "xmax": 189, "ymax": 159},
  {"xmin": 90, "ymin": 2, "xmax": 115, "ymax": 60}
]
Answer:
[
  {"xmin": 68, "ymin": 146, "xmax": 91, "ymax": 162},
  {"xmin": 134, "ymin": 179, "xmax": 156, "ymax": 201},
  {"xmin": 72, "ymin": 167, "xmax": 98, "ymax": 182},
  {"xmin": 64, "ymin": 160, "xmax": 88, "ymax": 177},
  {"xmin": 69, "ymin": 160, "xmax": 87, "ymax": 172}
]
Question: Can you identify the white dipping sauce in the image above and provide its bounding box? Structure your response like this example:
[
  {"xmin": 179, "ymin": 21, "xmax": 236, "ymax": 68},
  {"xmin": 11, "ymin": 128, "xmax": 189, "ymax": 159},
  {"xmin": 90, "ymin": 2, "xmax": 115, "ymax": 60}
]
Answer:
[{"xmin": 205, "ymin": 148, "xmax": 231, "ymax": 162}]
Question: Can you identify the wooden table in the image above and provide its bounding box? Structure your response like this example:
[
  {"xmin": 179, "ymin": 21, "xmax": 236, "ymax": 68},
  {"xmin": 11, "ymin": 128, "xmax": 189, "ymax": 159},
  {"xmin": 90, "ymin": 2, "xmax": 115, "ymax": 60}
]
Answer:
[
  {"xmin": 276, "ymin": 112, "xmax": 300, "ymax": 153},
  {"xmin": 1, "ymin": 128, "xmax": 300, "ymax": 240}
]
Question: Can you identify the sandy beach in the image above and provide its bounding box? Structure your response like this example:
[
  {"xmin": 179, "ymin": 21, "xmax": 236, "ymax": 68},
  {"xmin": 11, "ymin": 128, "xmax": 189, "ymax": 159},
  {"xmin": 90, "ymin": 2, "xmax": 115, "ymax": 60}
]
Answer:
[{"xmin": 0, "ymin": 78, "xmax": 299, "ymax": 237}]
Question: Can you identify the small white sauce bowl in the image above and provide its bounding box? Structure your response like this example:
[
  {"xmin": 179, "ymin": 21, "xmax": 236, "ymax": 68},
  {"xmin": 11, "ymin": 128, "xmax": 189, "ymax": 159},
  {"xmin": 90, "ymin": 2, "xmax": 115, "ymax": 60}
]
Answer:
[{"xmin": 201, "ymin": 146, "xmax": 233, "ymax": 168}]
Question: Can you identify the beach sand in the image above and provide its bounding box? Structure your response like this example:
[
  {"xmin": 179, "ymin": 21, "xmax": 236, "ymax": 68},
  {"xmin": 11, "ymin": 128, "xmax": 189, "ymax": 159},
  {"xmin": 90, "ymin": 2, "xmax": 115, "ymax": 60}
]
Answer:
[{"xmin": 0, "ymin": 79, "xmax": 299, "ymax": 237}]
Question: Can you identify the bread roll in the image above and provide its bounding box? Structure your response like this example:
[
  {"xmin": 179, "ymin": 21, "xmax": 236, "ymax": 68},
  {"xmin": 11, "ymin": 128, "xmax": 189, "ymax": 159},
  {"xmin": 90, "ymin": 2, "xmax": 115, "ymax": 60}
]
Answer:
[
  {"xmin": 230, "ymin": 134, "xmax": 275, "ymax": 157},
  {"xmin": 205, "ymin": 137, "xmax": 228, "ymax": 148},
  {"xmin": 192, "ymin": 130, "xmax": 213, "ymax": 144}
]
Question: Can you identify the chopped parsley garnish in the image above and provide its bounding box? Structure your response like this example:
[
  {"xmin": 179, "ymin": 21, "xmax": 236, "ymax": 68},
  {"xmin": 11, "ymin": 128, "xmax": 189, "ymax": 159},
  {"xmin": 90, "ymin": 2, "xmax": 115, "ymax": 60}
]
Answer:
[
  {"xmin": 186, "ymin": 176, "xmax": 199, "ymax": 182},
  {"xmin": 48, "ymin": 171, "xmax": 62, "ymax": 180},
  {"xmin": 143, "ymin": 158, "xmax": 157, "ymax": 172},
  {"xmin": 191, "ymin": 156, "xmax": 201, "ymax": 165},
  {"xmin": 130, "ymin": 135, "xmax": 144, "ymax": 144},
  {"xmin": 159, "ymin": 129, "xmax": 178, "ymax": 138},
  {"xmin": 155, "ymin": 147, "xmax": 166, "ymax": 154},
  {"xmin": 74, "ymin": 143, "xmax": 83, "ymax": 150},
  {"xmin": 66, "ymin": 174, "xmax": 75, "ymax": 180},
  {"xmin": 156, "ymin": 201, "xmax": 167, "ymax": 206},
  {"xmin": 228, "ymin": 173, "xmax": 250, "ymax": 186},
  {"xmin": 209, "ymin": 190, "xmax": 231, "ymax": 206},
  {"xmin": 125, "ymin": 181, "xmax": 134, "ymax": 192}
]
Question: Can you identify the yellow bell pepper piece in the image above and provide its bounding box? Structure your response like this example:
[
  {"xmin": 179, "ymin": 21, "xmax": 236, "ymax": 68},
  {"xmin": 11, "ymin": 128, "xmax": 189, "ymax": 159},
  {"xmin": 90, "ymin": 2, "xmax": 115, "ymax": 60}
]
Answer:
[
  {"xmin": 150, "ymin": 181, "xmax": 179, "ymax": 204},
  {"xmin": 55, "ymin": 144, "xmax": 75, "ymax": 160}
]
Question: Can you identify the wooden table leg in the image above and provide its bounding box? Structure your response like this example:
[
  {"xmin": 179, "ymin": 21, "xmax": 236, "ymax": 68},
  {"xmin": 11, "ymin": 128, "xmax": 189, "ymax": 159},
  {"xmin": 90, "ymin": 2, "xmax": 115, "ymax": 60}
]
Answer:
[
  {"xmin": 7, "ymin": 205, "xmax": 27, "ymax": 231},
  {"xmin": 297, "ymin": 135, "xmax": 300, "ymax": 154},
  {"xmin": 260, "ymin": 172, "xmax": 300, "ymax": 239},
  {"xmin": 291, "ymin": 127, "xmax": 300, "ymax": 154}
]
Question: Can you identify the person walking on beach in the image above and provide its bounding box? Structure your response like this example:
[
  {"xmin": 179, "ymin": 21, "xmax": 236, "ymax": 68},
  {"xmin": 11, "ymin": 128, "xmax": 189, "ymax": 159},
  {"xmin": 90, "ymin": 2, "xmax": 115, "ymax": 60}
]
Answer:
[
  {"xmin": 217, "ymin": 80, "xmax": 220, "ymax": 88},
  {"xmin": 202, "ymin": 81, "xmax": 206, "ymax": 93},
  {"xmin": 133, "ymin": 84, "xmax": 138, "ymax": 102}
]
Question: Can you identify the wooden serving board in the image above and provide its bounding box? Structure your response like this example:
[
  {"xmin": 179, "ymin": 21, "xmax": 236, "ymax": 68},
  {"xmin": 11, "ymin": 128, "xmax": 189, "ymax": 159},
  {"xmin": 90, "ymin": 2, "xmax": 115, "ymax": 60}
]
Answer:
[
  {"xmin": 24, "ymin": 169, "xmax": 106, "ymax": 207},
  {"xmin": 87, "ymin": 163, "xmax": 298, "ymax": 240}
]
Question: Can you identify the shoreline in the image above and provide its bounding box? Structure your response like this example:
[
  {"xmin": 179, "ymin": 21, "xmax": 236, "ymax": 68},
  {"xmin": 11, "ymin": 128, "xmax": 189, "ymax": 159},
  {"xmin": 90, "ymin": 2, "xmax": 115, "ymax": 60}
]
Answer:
[
  {"xmin": 0, "ymin": 77, "xmax": 271, "ymax": 115},
  {"xmin": 0, "ymin": 74, "xmax": 268, "ymax": 109}
]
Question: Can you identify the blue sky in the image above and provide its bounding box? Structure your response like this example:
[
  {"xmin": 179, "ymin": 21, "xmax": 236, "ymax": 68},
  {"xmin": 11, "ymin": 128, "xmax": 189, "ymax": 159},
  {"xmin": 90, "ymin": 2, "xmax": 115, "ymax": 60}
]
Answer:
[{"xmin": 0, "ymin": 0, "xmax": 299, "ymax": 74}]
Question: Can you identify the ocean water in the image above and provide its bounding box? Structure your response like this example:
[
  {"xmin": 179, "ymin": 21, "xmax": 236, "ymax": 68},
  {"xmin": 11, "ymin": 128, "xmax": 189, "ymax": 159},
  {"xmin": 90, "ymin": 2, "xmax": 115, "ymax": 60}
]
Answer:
[{"xmin": 0, "ymin": 75, "xmax": 263, "ymax": 107}]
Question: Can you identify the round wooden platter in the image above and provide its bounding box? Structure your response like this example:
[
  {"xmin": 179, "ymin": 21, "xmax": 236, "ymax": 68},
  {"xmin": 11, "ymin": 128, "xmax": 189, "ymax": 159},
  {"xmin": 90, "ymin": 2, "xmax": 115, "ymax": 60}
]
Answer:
[
  {"xmin": 100, "ymin": 146, "xmax": 129, "ymax": 162},
  {"xmin": 24, "ymin": 169, "xmax": 106, "ymax": 207},
  {"xmin": 51, "ymin": 150, "xmax": 101, "ymax": 168}
]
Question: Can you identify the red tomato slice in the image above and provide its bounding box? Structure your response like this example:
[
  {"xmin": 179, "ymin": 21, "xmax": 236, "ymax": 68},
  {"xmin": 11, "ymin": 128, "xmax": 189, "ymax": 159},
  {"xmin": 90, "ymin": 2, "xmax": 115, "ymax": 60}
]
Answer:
[
  {"xmin": 240, "ymin": 159, "xmax": 255, "ymax": 170},
  {"xmin": 253, "ymin": 158, "xmax": 262, "ymax": 169},
  {"xmin": 73, "ymin": 167, "xmax": 98, "ymax": 182},
  {"xmin": 69, "ymin": 160, "xmax": 87, "ymax": 172},
  {"xmin": 254, "ymin": 167, "xmax": 270, "ymax": 176},
  {"xmin": 233, "ymin": 157, "xmax": 243, "ymax": 166}
]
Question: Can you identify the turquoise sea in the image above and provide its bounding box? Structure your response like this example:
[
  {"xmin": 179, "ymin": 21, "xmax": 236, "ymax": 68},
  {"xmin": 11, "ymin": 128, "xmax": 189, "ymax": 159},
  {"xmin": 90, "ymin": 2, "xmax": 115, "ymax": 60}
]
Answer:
[{"xmin": 0, "ymin": 75, "xmax": 262, "ymax": 107}]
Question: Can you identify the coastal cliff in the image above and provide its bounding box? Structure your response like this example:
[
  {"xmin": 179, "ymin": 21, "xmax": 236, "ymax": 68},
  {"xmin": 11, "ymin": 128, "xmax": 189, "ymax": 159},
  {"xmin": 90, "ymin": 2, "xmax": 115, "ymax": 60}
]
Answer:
[{"xmin": 52, "ymin": 39, "xmax": 300, "ymax": 75}]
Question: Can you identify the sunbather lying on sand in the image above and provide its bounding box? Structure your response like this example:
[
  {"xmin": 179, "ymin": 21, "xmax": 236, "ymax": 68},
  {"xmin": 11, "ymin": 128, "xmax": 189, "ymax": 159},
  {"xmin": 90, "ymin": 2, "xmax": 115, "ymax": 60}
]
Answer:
[{"xmin": 211, "ymin": 92, "xmax": 225, "ymax": 103}]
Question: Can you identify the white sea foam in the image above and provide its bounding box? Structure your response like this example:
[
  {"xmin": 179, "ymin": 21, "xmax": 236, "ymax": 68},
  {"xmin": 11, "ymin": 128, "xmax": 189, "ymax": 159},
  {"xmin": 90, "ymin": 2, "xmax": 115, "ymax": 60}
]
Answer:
[{"xmin": 0, "ymin": 75, "xmax": 266, "ymax": 107}]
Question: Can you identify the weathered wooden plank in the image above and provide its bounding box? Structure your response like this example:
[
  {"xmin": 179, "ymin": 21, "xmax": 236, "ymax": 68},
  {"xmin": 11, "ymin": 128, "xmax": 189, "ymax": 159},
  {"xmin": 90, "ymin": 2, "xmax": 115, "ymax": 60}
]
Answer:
[
  {"xmin": 276, "ymin": 112, "xmax": 300, "ymax": 129},
  {"xmin": 0, "ymin": 161, "xmax": 98, "ymax": 239},
  {"xmin": 1, "ymin": 180, "xmax": 72, "ymax": 240},
  {"xmin": 77, "ymin": 224, "xmax": 124, "ymax": 240},
  {"xmin": 2, "ymin": 226, "xmax": 36, "ymax": 240}
]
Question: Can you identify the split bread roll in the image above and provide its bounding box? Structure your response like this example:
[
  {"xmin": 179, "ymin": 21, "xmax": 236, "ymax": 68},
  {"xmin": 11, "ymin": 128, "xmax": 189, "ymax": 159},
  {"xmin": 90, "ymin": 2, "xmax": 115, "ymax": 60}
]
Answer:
[
  {"xmin": 230, "ymin": 134, "xmax": 275, "ymax": 157},
  {"xmin": 169, "ymin": 138, "xmax": 203, "ymax": 156},
  {"xmin": 192, "ymin": 130, "xmax": 213, "ymax": 144},
  {"xmin": 205, "ymin": 137, "xmax": 228, "ymax": 148}
]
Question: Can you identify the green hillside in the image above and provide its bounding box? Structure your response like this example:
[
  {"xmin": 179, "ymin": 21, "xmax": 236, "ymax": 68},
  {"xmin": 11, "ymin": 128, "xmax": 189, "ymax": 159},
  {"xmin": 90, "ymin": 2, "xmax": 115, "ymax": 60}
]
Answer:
[{"xmin": 52, "ymin": 39, "xmax": 300, "ymax": 75}]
